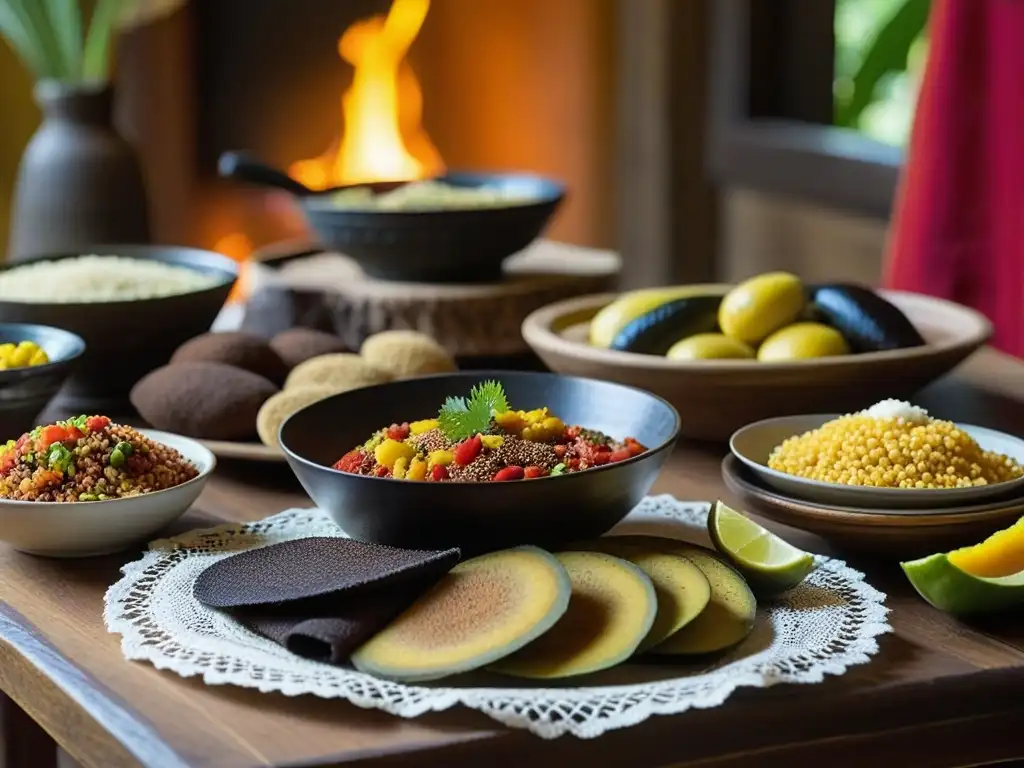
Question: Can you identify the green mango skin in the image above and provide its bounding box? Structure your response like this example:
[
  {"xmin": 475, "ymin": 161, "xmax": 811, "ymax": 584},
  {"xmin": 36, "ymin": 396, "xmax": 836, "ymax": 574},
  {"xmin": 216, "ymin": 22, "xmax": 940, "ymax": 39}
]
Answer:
[
  {"xmin": 610, "ymin": 295, "xmax": 722, "ymax": 356},
  {"xmin": 901, "ymin": 553, "xmax": 1024, "ymax": 616}
]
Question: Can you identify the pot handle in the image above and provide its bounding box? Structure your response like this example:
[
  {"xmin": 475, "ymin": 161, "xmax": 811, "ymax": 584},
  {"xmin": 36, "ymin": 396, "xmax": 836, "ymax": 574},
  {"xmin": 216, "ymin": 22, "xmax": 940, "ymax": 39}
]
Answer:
[{"xmin": 217, "ymin": 151, "xmax": 313, "ymax": 197}]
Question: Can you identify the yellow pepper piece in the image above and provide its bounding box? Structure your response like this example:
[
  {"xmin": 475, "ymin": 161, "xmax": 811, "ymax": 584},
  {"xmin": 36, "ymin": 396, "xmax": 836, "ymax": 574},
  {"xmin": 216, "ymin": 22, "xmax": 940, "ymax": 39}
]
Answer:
[
  {"xmin": 374, "ymin": 439, "xmax": 416, "ymax": 469},
  {"xmin": 427, "ymin": 449, "xmax": 454, "ymax": 468},
  {"xmin": 409, "ymin": 419, "xmax": 439, "ymax": 435},
  {"xmin": 948, "ymin": 517, "xmax": 1024, "ymax": 578},
  {"xmin": 29, "ymin": 348, "xmax": 49, "ymax": 366},
  {"xmin": 480, "ymin": 435, "xmax": 504, "ymax": 450},
  {"xmin": 406, "ymin": 458, "xmax": 428, "ymax": 481},
  {"xmin": 392, "ymin": 456, "xmax": 409, "ymax": 479}
]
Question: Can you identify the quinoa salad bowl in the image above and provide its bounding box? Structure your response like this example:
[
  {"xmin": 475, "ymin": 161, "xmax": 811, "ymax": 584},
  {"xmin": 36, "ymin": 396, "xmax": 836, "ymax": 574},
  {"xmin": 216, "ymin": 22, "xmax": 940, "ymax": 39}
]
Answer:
[
  {"xmin": 0, "ymin": 415, "xmax": 215, "ymax": 557},
  {"xmin": 279, "ymin": 371, "xmax": 680, "ymax": 554},
  {"xmin": 0, "ymin": 246, "xmax": 237, "ymax": 410}
]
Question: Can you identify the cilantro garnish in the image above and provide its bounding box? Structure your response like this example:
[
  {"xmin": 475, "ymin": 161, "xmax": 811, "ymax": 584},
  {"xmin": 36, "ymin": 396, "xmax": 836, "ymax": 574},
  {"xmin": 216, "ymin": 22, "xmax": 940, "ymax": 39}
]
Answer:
[
  {"xmin": 550, "ymin": 463, "xmax": 567, "ymax": 476},
  {"xmin": 437, "ymin": 380, "xmax": 509, "ymax": 441}
]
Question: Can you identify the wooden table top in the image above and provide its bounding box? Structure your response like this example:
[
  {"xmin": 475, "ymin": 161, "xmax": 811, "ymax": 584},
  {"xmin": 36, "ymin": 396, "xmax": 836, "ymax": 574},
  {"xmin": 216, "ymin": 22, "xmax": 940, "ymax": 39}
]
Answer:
[{"xmin": 5, "ymin": 349, "xmax": 1024, "ymax": 768}]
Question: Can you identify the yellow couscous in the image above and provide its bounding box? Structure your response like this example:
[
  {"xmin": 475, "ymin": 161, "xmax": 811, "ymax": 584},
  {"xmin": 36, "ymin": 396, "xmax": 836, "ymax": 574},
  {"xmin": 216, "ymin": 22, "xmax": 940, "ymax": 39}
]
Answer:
[{"xmin": 768, "ymin": 399, "xmax": 1023, "ymax": 489}]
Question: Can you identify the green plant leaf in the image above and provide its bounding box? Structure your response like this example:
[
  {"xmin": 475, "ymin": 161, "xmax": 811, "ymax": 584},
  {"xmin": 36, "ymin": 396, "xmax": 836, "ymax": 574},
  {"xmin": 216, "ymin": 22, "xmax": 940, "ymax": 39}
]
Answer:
[
  {"xmin": 0, "ymin": 1, "xmax": 51, "ymax": 77},
  {"xmin": 44, "ymin": 0, "xmax": 83, "ymax": 79},
  {"xmin": 18, "ymin": 0, "xmax": 69, "ymax": 78},
  {"xmin": 83, "ymin": 0, "xmax": 125, "ymax": 80},
  {"xmin": 835, "ymin": 0, "xmax": 931, "ymax": 129},
  {"xmin": 436, "ymin": 380, "xmax": 509, "ymax": 441}
]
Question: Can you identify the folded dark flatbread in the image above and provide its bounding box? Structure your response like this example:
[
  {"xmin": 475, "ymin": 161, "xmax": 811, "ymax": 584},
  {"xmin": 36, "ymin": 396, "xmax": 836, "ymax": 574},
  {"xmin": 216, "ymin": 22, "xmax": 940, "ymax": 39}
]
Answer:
[{"xmin": 194, "ymin": 537, "xmax": 460, "ymax": 663}]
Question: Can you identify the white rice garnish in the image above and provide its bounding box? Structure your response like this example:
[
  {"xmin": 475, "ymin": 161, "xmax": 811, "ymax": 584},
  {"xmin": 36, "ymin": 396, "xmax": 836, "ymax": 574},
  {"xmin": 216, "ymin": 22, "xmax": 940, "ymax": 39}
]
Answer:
[
  {"xmin": 0, "ymin": 255, "xmax": 224, "ymax": 303},
  {"xmin": 859, "ymin": 398, "xmax": 929, "ymax": 424}
]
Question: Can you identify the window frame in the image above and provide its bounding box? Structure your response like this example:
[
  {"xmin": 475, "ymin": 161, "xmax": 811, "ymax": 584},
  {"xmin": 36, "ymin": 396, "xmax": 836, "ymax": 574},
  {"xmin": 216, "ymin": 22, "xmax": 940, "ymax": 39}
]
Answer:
[{"xmin": 706, "ymin": 0, "xmax": 904, "ymax": 220}]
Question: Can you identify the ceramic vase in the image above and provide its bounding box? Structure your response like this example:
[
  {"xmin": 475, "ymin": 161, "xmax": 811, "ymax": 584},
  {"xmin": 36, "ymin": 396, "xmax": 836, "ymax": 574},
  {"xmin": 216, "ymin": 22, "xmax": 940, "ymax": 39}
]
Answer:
[{"xmin": 7, "ymin": 79, "xmax": 151, "ymax": 262}]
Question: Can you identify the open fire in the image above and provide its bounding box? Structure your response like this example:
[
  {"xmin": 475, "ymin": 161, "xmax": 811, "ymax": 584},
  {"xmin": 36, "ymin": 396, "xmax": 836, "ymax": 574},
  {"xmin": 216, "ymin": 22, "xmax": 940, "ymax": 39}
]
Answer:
[{"xmin": 288, "ymin": 0, "xmax": 445, "ymax": 189}]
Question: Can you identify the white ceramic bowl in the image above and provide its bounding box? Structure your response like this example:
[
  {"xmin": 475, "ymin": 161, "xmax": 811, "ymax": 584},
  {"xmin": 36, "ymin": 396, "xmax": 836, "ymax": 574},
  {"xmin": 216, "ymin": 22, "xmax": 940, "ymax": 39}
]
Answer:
[
  {"xmin": 730, "ymin": 414, "xmax": 1024, "ymax": 509},
  {"xmin": 0, "ymin": 429, "xmax": 215, "ymax": 557}
]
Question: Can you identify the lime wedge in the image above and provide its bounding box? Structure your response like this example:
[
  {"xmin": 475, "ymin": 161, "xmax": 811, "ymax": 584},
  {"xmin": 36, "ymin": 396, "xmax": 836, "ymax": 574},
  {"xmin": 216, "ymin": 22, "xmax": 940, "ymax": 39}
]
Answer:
[{"xmin": 707, "ymin": 500, "xmax": 815, "ymax": 597}]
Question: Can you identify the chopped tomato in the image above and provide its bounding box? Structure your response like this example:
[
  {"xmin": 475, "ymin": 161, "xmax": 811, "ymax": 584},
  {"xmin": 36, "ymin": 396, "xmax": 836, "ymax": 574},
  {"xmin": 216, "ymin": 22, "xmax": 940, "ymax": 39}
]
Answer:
[
  {"xmin": 430, "ymin": 464, "xmax": 449, "ymax": 481},
  {"xmin": 564, "ymin": 425, "xmax": 581, "ymax": 440},
  {"xmin": 553, "ymin": 444, "xmax": 568, "ymax": 459},
  {"xmin": 453, "ymin": 434, "xmax": 482, "ymax": 467},
  {"xmin": 333, "ymin": 449, "xmax": 365, "ymax": 473},
  {"xmin": 36, "ymin": 424, "xmax": 68, "ymax": 451},
  {"xmin": 493, "ymin": 466, "xmax": 525, "ymax": 482},
  {"xmin": 591, "ymin": 452, "xmax": 611, "ymax": 466},
  {"xmin": 608, "ymin": 449, "xmax": 632, "ymax": 463},
  {"xmin": 386, "ymin": 422, "xmax": 410, "ymax": 441},
  {"xmin": 33, "ymin": 469, "xmax": 62, "ymax": 489},
  {"xmin": 624, "ymin": 438, "xmax": 645, "ymax": 456},
  {"xmin": 523, "ymin": 465, "xmax": 547, "ymax": 479},
  {"xmin": 0, "ymin": 454, "xmax": 16, "ymax": 475},
  {"xmin": 86, "ymin": 416, "xmax": 111, "ymax": 432},
  {"xmin": 373, "ymin": 464, "xmax": 391, "ymax": 477}
]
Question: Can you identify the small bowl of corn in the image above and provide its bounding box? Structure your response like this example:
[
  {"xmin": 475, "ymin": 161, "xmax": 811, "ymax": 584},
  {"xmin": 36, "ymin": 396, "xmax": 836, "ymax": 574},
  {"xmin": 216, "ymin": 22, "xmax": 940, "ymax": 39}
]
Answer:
[
  {"xmin": 730, "ymin": 400, "xmax": 1024, "ymax": 509},
  {"xmin": 0, "ymin": 324, "xmax": 86, "ymax": 437}
]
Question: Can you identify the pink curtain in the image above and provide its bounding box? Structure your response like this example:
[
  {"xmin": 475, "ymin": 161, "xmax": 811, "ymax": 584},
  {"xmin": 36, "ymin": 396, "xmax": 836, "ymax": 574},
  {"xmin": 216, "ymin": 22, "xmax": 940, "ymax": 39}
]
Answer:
[{"xmin": 883, "ymin": 0, "xmax": 1024, "ymax": 357}]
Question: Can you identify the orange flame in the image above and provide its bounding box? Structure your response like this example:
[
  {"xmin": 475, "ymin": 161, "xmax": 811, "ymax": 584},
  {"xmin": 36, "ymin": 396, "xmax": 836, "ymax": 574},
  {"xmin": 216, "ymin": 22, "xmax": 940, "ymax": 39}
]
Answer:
[{"xmin": 289, "ymin": 0, "xmax": 444, "ymax": 188}]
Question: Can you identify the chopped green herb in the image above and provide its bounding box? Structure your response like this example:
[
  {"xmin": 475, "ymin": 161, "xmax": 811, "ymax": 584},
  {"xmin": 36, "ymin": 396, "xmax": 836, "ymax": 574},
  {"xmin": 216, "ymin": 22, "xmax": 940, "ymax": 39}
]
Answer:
[
  {"xmin": 550, "ymin": 463, "xmax": 567, "ymax": 476},
  {"xmin": 46, "ymin": 443, "xmax": 74, "ymax": 474},
  {"xmin": 437, "ymin": 380, "xmax": 510, "ymax": 441}
]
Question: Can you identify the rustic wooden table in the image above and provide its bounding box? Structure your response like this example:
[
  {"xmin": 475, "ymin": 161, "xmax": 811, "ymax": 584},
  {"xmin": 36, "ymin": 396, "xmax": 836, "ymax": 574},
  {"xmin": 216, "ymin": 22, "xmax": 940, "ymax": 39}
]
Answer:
[{"xmin": 4, "ymin": 349, "xmax": 1024, "ymax": 768}]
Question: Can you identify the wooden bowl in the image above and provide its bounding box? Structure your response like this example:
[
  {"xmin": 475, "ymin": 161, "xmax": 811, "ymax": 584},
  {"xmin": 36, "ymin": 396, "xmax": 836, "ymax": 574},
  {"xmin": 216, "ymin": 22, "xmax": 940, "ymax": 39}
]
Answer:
[
  {"xmin": 721, "ymin": 455, "xmax": 1023, "ymax": 558},
  {"xmin": 521, "ymin": 290, "xmax": 992, "ymax": 442}
]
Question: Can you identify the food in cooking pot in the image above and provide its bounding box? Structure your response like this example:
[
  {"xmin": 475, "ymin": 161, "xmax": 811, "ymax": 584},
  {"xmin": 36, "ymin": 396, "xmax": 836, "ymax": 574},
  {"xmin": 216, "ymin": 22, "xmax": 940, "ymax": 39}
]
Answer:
[
  {"xmin": 332, "ymin": 380, "xmax": 647, "ymax": 481},
  {"xmin": 0, "ymin": 340, "xmax": 49, "ymax": 369},
  {"xmin": 0, "ymin": 415, "xmax": 198, "ymax": 502},
  {"xmin": 566, "ymin": 537, "xmax": 711, "ymax": 651},
  {"xmin": 351, "ymin": 546, "xmax": 572, "ymax": 683},
  {"xmin": 326, "ymin": 179, "xmax": 539, "ymax": 211},
  {"xmin": 769, "ymin": 399, "xmax": 1023, "ymax": 489},
  {"xmin": 810, "ymin": 283, "xmax": 926, "ymax": 352},
  {"xmin": 359, "ymin": 330, "xmax": 457, "ymax": 379},
  {"xmin": 756, "ymin": 322, "xmax": 850, "ymax": 361},
  {"xmin": 256, "ymin": 386, "xmax": 339, "ymax": 450},
  {"xmin": 902, "ymin": 518, "xmax": 1024, "ymax": 615},
  {"xmin": 269, "ymin": 328, "xmax": 350, "ymax": 370},
  {"xmin": 0, "ymin": 255, "xmax": 224, "ymax": 302},
  {"xmin": 171, "ymin": 332, "xmax": 289, "ymax": 386},
  {"xmin": 666, "ymin": 333, "xmax": 755, "ymax": 361},
  {"xmin": 491, "ymin": 551, "xmax": 657, "ymax": 679},
  {"xmin": 609, "ymin": 295, "xmax": 721, "ymax": 355},
  {"xmin": 718, "ymin": 272, "xmax": 806, "ymax": 345},
  {"xmin": 284, "ymin": 353, "xmax": 393, "ymax": 392},
  {"xmin": 130, "ymin": 362, "xmax": 278, "ymax": 441}
]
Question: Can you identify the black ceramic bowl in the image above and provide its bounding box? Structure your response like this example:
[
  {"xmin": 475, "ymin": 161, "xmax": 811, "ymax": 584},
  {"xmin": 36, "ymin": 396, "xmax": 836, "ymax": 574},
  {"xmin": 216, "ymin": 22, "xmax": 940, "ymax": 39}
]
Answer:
[
  {"xmin": 0, "ymin": 246, "xmax": 237, "ymax": 411},
  {"xmin": 279, "ymin": 371, "xmax": 680, "ymax": 554},
  {"xmin": 0, "ymin": 323, "xmax": 85, "ymax": 438}
]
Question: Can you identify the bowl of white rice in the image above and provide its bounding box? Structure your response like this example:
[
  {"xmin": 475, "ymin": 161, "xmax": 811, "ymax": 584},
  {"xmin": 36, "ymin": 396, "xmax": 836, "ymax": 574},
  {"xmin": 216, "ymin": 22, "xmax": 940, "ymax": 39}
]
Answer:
[{"xmin": 0, "ymin": 246, "xmax": 237, "ymax": 410}]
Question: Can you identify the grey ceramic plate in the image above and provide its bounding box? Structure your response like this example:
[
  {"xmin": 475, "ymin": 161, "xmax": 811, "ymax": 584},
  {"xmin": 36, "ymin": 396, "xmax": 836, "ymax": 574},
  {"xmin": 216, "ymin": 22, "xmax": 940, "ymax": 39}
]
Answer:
[
  {"xmin": 196, "ymin": 438, "xmax": 287, "ymax": 463},
  {"xmin": 730, "ymin": 413, "xmax": 1024, "ymax": 509}
]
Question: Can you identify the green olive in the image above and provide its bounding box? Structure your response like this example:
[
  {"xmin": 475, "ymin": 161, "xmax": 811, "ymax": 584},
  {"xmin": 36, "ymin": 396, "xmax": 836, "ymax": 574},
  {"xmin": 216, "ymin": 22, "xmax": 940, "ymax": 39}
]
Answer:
[
  {"xmin": 115, "ymin": 440, "xmax": 134, "ymax": 456},
  {"xmin": 718, "ymin": 272, "xmax": 806, "ymax": 344},
  {"xmin": 109, "ymin": 448, "xmax": 125, "ymax": 468},
  {"xmin": 666, "ymin": 333, "xmax": 756, "ymax": 361},
  {"xmin": 757, "ymin": 322, "xmax": 851, "ymax": 361},
  {"xmin": 78, "ymin": 493, "xmax": 97, "ymax": 502}
]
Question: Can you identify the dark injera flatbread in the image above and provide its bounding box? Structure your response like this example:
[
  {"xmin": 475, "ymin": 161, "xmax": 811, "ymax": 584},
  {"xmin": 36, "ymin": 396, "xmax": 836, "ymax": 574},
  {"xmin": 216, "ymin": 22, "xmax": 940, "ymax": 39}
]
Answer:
[{"xmin": 193, "ymin": 537, "xmax": 460, "ymax": 663}]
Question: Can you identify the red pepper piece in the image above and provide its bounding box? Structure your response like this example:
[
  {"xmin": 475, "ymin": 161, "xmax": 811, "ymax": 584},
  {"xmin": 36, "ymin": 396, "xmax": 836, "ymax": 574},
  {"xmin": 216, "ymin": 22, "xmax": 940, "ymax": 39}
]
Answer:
[
  {"xmin": 386, "ymin": 422, "xmax": 411, "ymax": 441},
  {"xmin": 430, "ymin": 464, "xmax": 449, "ymax": 481},
  {"xmin": 591, "ymin": 452, "xmax": 611, "ymax": 466},
  {"xmin": 86, "ymin": 416, "xmax": 111, "ymax": 432},
  {"xmin": 624, "ymin": 438, "xmax": 645, "ymax": 456},
  {"xmin": 523, "ymin": 465, "xmax": 547, "ymax": 479},
  {"xmin": 453, "ymin": 434, "xmax": 482, "ymax": 466},
  {"xmin": 333, "ymin": 449, "xmax": 365, "ymax": 473},
  {"xmin": 493, "ymin": 465, "xmax": 525, "ymax": 482},
  {"xmin": 608, "ymin": 449, "xmax": 632, "ymax": 463},
  {"xmin": 553, "ymin": 444, "xmax": 568, "ymax": 459},
  {"xmin": 373, "ymin": 464, "xmax": 391, "ymax": 477},
  {"xmin": 37, "ymin": 424, "xmax": 68, "ymax": 452}
]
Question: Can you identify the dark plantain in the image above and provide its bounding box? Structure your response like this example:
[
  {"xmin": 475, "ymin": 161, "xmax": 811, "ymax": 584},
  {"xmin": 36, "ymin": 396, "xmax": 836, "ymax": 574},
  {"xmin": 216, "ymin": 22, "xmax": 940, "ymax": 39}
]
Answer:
[
  {"xmin": 810, "ymin": 283, "xmax": 925, "ymax": 353},
  {"xmin": 610, "ymin": 295, "xmax": 722, "ymax": 355}
]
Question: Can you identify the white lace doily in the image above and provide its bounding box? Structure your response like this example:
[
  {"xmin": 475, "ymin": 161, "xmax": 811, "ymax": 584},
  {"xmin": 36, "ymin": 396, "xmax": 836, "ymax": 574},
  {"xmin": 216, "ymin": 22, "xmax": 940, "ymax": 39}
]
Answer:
[{"xmin": 104, "ymin": 496, "xmax": 891, "ymax": 739}]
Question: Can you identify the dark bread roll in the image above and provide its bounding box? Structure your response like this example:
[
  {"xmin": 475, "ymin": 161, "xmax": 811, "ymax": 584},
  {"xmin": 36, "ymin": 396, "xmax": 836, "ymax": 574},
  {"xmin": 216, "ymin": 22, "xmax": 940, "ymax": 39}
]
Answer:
[
  {"xmin": 130, "ymin": 362, "xmax": 278, "ymax": 441},
  {"xmin": 171, "ymin": 332, "xmax": 289, "ymax": 386},
  {"xmin": 269, "ymin": 328, "xmax": 350, "ymax": 370}
]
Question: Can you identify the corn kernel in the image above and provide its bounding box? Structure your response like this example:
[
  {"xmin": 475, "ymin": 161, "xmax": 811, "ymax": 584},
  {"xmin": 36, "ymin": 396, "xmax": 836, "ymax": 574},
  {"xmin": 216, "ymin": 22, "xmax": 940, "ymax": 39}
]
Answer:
[
  {"xmin": 767, "ymin": 412, "xmax": 1023, "ymax": 490},
  {"xmin": 374, "ymin": 439, "xmax": 415, "ymax": 469},
  {"xmin": 427, "ymin": 449, "xmax": 453, "ymax": 467},
  {"xmin": 409, "ymin": 419, "xmax": 439, "ymax": 435},
  {"xmin": 406, "ymin": 458, "xmax": 427, "ymax": 481}
]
